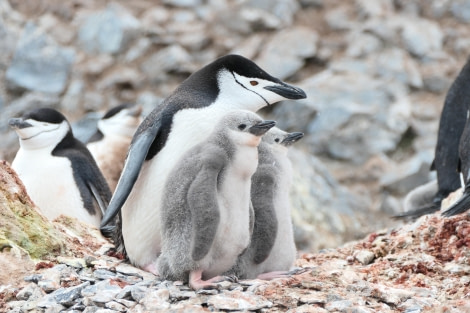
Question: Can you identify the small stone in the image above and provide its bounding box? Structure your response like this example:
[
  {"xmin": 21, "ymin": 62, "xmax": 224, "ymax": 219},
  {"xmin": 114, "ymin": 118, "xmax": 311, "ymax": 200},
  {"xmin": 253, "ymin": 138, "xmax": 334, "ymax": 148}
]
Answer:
[
  {"xmin": 57, "ymin": 256, "xmax": 87, "ymax": 269},
  {"xmin": 287, "ymin": 304, "xmax": 328, "ymax": 313},
  {"xmin": 140, "ymin": 289, "xmax": 170, "ymax": 310},
  {"xmin": 93, "ymin": 269, "xmax": 117, "ymax": 280},
  {"xmin": 105, "ymin": 300, "xmax": 128, "ymax": 312},
  {"xmin": 130, "ymin": 285, "xmax": 148, "ymax": 302},
  {"xmin": 24, "ymin": 274, "xmax": 43, "ymax": 283},
  {"xmin": 354, "ymin": 250, "xmax": 376, "ymax": 265},
  {"xmin": 297, "ymin": 291, "xmax": 328, "ymax": 304},
  {"xmin": 207, "ymin": 290, "xmax": 273, "ymax": 311},
  {"xmin": 38, "ymin": 279, "xmax": 60, "ymax": 293},
  {"xmin": 16, "ymin": 283, "xmax": 44, "ymax": 301},
  {"xmin": 83, "ymin": 306, "xmax": 101, "ymax": 313},
  {"xmin": 115, "ymin": 298, "xmax": 137, "ymax": 308},
  {"xmin": 325, "ymin": 300, "xmax": 353, "ymax": 311},
  {"xmin": 51, "ymin": 281, "xmax": 91, "ymax": 306},
  {"xmin": 115, "ymin": 263, "xmax": 157, "ymax": 281},
  {"xmin": 44, "ymin": 303, "xmax": 66, "ymax": 313}
]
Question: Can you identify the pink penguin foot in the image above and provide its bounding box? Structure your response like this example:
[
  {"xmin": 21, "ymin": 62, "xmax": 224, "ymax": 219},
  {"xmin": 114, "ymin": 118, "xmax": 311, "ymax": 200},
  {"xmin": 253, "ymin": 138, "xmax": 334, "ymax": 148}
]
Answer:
[
  {"xmin": 189, "ymin": 269, "xmax": 236, "ymax": 290},
  {"xmin": 142, "ymin": 263, "xmax": 159, "ymax": 276}
]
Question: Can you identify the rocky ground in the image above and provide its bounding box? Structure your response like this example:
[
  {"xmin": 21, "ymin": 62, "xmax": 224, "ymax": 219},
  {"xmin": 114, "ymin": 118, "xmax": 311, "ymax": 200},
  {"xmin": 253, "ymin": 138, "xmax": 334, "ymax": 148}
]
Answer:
[{"xmin": 1, "ymin": 161, "xmax": 470, "ymax": 312}]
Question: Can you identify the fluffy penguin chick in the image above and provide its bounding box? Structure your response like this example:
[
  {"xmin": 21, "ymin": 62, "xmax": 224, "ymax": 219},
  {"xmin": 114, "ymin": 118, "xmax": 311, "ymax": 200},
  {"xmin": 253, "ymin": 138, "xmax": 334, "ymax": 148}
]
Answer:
[
  {"xmin": 228, "ymin": 127, "xmax": 304, "ymax": 280},
  {"xmin": 157, "ymin": 111, "xmax": 275, "ymax": 290},
  {"xmin": 87, "ymin": 103, "xmax": 142, "ymax": 192},
  {"xmin": 9, "ymin": 108, "xmax": 111, "ymax": 227}
]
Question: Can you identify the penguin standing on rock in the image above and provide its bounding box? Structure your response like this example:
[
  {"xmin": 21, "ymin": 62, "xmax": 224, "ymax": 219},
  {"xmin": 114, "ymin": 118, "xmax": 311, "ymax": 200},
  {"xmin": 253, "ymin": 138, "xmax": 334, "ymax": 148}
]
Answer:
[
  {"xmin": 157, "ymin": 110, "xmax": 275, "ymax": 290},
  {"xmin": 99, "ymin": 54, "xmax": 307, "ymax": 274},
  {"xmin": 9, "ymin": 108, "xmax": 111, "ymax": 228},
  {"xmin": 228, "ymin": 127, "xmax": 304, "ymax": 280},
  {"xmin": 395, "ymin": 57, "xmax": 470, "ymax": 220},
  {"xmin": 86, "ymin": 103, "xmax": 142, "ymax": 192}
]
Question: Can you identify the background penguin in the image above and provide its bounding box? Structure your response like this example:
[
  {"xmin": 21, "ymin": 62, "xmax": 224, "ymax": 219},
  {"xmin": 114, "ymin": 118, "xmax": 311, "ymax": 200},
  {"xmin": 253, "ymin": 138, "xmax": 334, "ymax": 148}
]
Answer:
[
  {"xmin": 9, "ymin": 107, "xmax": 111, "ymax": 228},
  {"xmin": 395, "ymin": 56, "xmax": 470, "ymax": 220},
  {"xmin": 157, "ymin": 110, "xmax": 275, "ymax": 290},
  {"xmin": 100, "ymin": 54, "xmax": 306, "ymax": 273},
  {"xmin": 227, "ymin": 127, "xmax": 304, "ymax": 280},
  {"xmin": 86, "ymin": 103, "xmax": 142, "ymax": 192}
]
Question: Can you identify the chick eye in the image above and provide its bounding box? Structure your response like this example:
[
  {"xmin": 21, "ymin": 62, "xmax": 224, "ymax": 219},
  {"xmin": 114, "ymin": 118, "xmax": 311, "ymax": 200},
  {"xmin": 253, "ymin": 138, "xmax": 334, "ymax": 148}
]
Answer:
[
  {"xmin": 250, "ymin": 80, "xmax": 258, "ymax": 86},
  {"xmin": 238, "ymin": 124, "xmax": 247, "ymax": 130},
  {"xmin": 275, "ymin": 138, "xmax": 280, "ymax": 143}
]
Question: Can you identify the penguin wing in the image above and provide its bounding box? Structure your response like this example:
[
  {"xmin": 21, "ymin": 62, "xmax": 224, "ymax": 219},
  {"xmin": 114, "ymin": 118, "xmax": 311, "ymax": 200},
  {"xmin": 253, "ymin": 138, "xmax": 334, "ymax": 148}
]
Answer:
[
  {"xmin": 100, "ymin": 117, "xmax": 161, "ymax": 229},
  {"xmin": 188, "ymin": 151, "xmax": 225, "ymax": 262},
  {"xmin": 250, "ymin": 164, "xmax": 278, "ymax": 264},
  {"xmin": 55, "ymin": 148, "xmax": 112, "ymax": 217}
]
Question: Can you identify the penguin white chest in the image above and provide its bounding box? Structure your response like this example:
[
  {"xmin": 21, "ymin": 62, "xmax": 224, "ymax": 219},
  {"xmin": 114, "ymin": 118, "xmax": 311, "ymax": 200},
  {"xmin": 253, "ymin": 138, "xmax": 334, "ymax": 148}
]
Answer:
[{"xmin": 11, "ymin": 149, "xmax": 98, "ymax": 226}]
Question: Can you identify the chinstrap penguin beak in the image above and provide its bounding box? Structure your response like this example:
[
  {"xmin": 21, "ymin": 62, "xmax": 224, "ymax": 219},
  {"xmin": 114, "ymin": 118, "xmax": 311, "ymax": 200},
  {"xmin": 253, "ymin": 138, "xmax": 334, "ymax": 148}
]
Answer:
[
  {"xmin": 249, "ymin": 120, "xmax": 276, "ymax": 136},
  {"xmin": 9, "ymin": 118, "xmax": 32, "ymax": 129},
  {"xmin": 264, "ymin": 82, "xmax": 307, "ymax": 100},
  {"xmin": 281, "ymin": 132, "xmax": 304, "ymax": 146}
]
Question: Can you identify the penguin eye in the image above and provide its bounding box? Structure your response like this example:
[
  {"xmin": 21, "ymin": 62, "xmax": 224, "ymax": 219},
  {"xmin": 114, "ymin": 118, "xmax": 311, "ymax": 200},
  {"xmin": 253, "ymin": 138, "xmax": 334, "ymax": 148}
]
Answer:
[
  {"xmin": 238, "ymin": 124, "xmax": 247, "ymax": 130},
  {"xmin": 250, "ymin": 80, "xmax": 258, "ymax": 86}
]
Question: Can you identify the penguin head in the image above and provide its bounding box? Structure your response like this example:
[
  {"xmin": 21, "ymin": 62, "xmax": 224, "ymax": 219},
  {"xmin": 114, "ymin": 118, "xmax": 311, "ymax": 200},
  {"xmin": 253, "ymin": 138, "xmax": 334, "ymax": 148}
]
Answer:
[
  {"xmin": 97, "ymin": 103, "xmax": 142, "ymax": 137},
  {"xmin": 219, "ymin": 110, "xmax": 276, "ymax": 147},
  {"xmin": 184, "ymin": 55, "xmax": 306, "ymax": 112},
  {"xmin": 215, "ymin": 55, "xmax": 306, "ymax": 111},
  {"xmin": 262, "ymin": 127, "xmax": 304, "ymax": 150},
  {"xmin": 9, "ymin": 108, "xmax": 70, "ymax": 150}
]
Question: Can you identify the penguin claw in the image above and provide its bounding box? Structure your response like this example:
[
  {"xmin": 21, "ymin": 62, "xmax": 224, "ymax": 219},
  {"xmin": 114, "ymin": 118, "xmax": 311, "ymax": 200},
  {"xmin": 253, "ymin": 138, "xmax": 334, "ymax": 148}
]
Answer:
[{"xmin": 223, "ymin": 274, "xmax": 239, "ymax": 283}]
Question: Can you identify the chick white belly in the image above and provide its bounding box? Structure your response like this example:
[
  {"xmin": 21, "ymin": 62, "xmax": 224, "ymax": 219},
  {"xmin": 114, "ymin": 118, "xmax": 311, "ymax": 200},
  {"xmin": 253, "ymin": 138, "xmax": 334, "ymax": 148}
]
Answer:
[
  {"xmin": 249, "ymin": 167, "xmax": 296, "ymax": 276},
  {"xmin": 258, "ymin": 193, "xmax": 296, "ymax": 273},
  {"xmin": 121, "ymin": 107, "xmax": 229, "ymax": 268},
  {"xmin": 12, "ymin": 150, "xmax": 98, "ymax": 226},
  {"xmin": 199, "ymin": 169, "xmax": 252, "ymax": 279}
]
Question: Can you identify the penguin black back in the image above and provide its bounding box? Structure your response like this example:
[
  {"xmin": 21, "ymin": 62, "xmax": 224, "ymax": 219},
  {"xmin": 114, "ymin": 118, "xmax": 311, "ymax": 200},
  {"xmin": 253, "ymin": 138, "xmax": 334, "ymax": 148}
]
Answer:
[{"xmin": 396, "ymin": 57, "xmax": 470, "ymax": 219}]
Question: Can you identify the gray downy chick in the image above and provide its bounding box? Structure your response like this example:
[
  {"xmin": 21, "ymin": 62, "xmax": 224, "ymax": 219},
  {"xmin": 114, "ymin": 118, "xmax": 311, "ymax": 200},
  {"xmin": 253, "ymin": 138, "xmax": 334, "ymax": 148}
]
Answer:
[
  {"xmin": 157, "ymin": 110, "xmax": 275, "ymax": 290},
  {"xmin": 227, "ymin": 127, "xmax": 304, "ymax": 280}
]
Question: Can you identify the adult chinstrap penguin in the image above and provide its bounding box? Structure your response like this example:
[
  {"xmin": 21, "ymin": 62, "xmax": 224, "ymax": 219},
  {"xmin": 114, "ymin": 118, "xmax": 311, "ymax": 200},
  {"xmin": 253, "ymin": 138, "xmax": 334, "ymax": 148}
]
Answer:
[
  {"xmin": 87, "ymin": 103, "xmax": 142, "ymax": 192},
  {"xmin": 395, "ymin": 56, "xmax": 470, "ymax": 220},
  {"xmin": 99, "ymin": 54, "xmax": 306, "ymax": 273},
  {"xmin": 157, "ymin": 110, "xmax": 275, "ymax": 290},
  {"xmin": 227, "ymin": 127, "xmax": 304, "ymax": 280},
  {"xmin": 9, "ymin": 107, "xmax": 111, "ymax": 228}
]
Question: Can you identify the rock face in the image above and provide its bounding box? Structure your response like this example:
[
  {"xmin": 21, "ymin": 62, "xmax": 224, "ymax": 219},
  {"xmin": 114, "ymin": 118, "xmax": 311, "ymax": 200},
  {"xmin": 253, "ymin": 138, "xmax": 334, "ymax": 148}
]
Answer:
[
  {"xmin": 0, "ymin": 160, "xmax": 109, "ymax": 288},
  {"xmin": 0, "ymin": 0, "xmax": 468, "ymax": 255},
  {"xmin": 0, "ymin": 160, "xmax": 64, "ymax": 261}
]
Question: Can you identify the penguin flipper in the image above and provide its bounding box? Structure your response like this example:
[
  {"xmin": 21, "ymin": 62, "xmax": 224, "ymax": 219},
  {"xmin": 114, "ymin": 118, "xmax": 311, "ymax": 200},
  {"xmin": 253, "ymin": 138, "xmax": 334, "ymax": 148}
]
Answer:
[
  {"xmin": 100, "ymin": 118, "xmax": 161, "ymax": 229},
  {"xmin": 442, "ymin": 189, "xmax": 470, "ymax": 217},
  {"xmin": 89, "ymin": 183, "xmax": 108, "ymax": 216},
  {"xmin": 188, "ymin": 154, "xmax": 224, "ymax": 262},
  {"xmin": 250, "ymin": 166, "xmax": 278, "ymax": 264}
]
